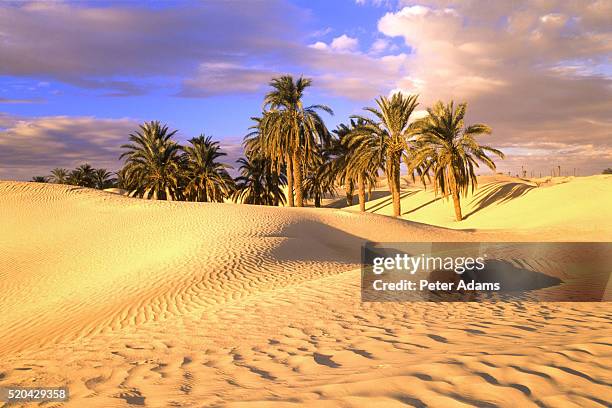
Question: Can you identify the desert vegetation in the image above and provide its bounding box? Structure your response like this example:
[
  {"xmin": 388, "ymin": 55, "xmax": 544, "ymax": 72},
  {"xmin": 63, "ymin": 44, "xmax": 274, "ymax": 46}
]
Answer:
[
  {"xmin": 33, "ymin": 163, "xmax": 117, "ymax": 189},
  {"xmin": 31, "ymin": 75, "xmax": 504, "ymax": 221}
]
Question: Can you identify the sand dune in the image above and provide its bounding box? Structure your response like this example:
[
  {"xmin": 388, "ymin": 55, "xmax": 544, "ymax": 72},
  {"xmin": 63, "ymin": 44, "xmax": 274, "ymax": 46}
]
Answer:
[
  {"xmin": 348, "ymin": 174, "xmax": 612, "ymax": 240},
  {"xmin": 0, "ymin": 180, "xmax": 610, "ymax": 407}
]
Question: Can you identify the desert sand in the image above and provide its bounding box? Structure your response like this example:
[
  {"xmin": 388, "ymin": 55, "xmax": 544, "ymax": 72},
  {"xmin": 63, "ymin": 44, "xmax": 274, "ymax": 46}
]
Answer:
[
  {"xmin": 345, "ymin": 174, "xmax": 612, "ymax": 240},
  {"xmin": 0, "ymin": 176, "xmax": 610, "ymax": 407}
]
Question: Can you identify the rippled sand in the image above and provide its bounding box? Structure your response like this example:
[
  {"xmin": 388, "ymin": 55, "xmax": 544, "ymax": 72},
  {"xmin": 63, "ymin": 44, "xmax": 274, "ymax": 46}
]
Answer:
[{"xmin": 0, "ymin": 180, "xmax": 610, "ymax": 407}]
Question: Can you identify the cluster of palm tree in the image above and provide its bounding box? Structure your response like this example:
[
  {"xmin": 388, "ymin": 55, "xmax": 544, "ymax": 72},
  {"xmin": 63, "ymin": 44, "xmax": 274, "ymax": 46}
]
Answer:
[
  {"xmin": 245, "ymin": 75, "xmax": 504, "ymax": 220},
  {"xmin": 119, "ymin": 121, "xmax": 234, "ymax": 201},
  {"xmin": 29, "ymin": 74, "xmax": 504, "ymax": 221},
  {"xmin": 32, "ymin": 164, "xmax": 117, "ymax": 189}
]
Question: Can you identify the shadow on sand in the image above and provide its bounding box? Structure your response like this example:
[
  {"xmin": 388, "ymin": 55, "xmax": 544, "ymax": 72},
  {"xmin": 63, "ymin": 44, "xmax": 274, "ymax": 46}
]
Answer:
[
  {"xmin": 463, "ymin": 181, "xmax": 536, "ymax": 219},
  {"xmin": 367, "ymin": 191, "xmax": 418, "ymax": 213},
  {"xmin": 403, "ymin": 196, "xmax": 443, "ymax": 216},
  {"xmin": 324, "ymin": 190, "xmax": 392, "ymax": 209}
]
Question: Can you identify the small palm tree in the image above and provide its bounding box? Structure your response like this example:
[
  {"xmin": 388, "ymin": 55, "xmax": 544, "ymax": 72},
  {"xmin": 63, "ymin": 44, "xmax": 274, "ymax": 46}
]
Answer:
[
  {"xmin": 331, "ymin": 123, "xmax": 357, "ymax": 206},
  {"xmin": 411, "ymin": 101, "xmax": 504, "ymax": 221},
  {"xmin": 233, "ymin": 156, "xmax": 287, "ymax": 206},
  {"xmin": 333, "ymin": 119, "xmax": 380, "ymax": 212},
  {"xmin": 68, "ymin": 163, "xmax": 97, "ymax": 187},
  {"xmin": 49, "ymin": 168, "xmax": 69, "ymax": 184},
  {"xmin": 260, "ymin": 75, "xmax": 333, "ymax": 207},
  {"xmin": 303, "ymin": 144, "xmax": 336, "ymax": 207},
  {"xmin": 181, "ymin": 135, "xmax": 234, "ymax": 202},
  {"xmin": 120, "ymin": 121, "xmax": 183, "ymax": 200},
  {"xmin": 31, "ymin": 176, "xmax": 48, "ymax": 183},
  {"xmin": 93, "ymin": 168, "xmax": 117, "ymax": 189},
  {"xmin": 352, "ymin": 92, "xmax": 419, "ymax": 216}
]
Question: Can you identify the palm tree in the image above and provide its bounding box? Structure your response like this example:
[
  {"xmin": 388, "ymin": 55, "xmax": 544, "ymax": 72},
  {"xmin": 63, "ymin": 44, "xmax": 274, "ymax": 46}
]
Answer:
[
  {"xmin": 68, "ymin": 163, "xmax": 97, "ymax": 187},
  {"xmin": 49, "ymin": 168, "xmax": 69, "ymax": 184},
  {"xmin": 233, "ymin": 156, "xmax": 287, "ymax": 206},
  {"xmin": 244, "ymin": 114, "xmax": 287, "ymax": 174},
  {"xmin": 260, "ymin": 75, "xmax": 333, "ymax": 207},
  {"xmin": 31, "ymin": 176, "xmax": 48, "ymax": 183},
  {"xmin": 331, "ymin": 123, "xmax": 356, "ymax": 206},
  {"xmin": 303, "ymin": 144, "xmax": 336, "ymax": 207},
  {"xmin": 411, "ymin": 101, "xmax": 504, "ymax": 221},
  {"xmin": 333, "ymin": 119, "xmax": 381, "ymax": 212},
  {"xmin": 93, "ymin": 168, "xmax": 117, "ymax": 189},
  {"xmin": 181, "ymin": 135, "xmax": 234, "ymax": 202},
  {"xmin": 120, "ymin": 121, "xmax": 183, "ymax": 200},
  {"xmin": 352, "ymin": 92, "xmax": 419, "ymax": 216}
]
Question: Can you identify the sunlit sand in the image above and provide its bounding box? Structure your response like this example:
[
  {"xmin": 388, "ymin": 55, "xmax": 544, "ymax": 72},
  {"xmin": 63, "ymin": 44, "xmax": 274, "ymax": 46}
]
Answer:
[
  {"xmin": 0, "ymin": 176, "xmax": 610, "ymax": 407},
  {"xmin": 346, "ymin": 174, "xmax": 612, "ymax": 240}
]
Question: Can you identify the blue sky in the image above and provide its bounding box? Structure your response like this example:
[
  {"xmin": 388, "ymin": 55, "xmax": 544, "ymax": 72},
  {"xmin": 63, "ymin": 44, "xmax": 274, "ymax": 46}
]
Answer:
[
  {"xmin": 0, "ymin": 0, "xmax": 395, "ymax": 138},
  {"xmin": 1, "ymin": 0, "xmax": 611, "ymax": 179}
]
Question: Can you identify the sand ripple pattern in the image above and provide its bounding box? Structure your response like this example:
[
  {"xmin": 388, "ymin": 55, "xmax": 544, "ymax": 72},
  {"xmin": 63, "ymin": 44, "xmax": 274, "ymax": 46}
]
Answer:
[{"xmin": 0, "ymin": 182, "xmax": 610, "ymax": 407}]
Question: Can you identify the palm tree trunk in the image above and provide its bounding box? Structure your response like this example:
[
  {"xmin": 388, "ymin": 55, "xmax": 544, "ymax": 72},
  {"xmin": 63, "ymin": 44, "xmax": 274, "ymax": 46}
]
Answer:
[
  {"xmin": 314, "ymin": 193, "xmax": 321, "ymax": 208},
  {"xmin": 358, "ymin": 173, "xmax": 366, "ymax": 212},
  {"xmin": 452, "ymin": 190, "xmax": 462, "ymax": 221},
  {"xmin": 345, "ymin": 180, "xmax": 354, "ymax": 206},
  {"xmin": 394, "ymin": 154, "xmax": 401, "ymax": 217},
  {"xmin": 286, "ymin": 153, "xmax": 294, "ymax": 207},
  {"xmin": 387, "ymin": 154, "xmax": 401, "ymax": 217},
  {"xmin": 292, "ymin": 150, "xmax": 303, "ymax": 207}
]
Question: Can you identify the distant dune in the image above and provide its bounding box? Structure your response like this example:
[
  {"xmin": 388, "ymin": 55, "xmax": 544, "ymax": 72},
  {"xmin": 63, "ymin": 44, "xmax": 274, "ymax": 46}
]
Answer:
[{"xmin": 0, "ymin": 180, "xmax": 610, "ymax": 407}]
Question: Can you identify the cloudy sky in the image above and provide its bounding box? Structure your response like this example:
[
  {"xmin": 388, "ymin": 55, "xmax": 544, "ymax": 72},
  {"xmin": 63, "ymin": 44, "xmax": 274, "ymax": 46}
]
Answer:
[{"xmin": 1, "ymin": 0, "xmax": 611, "ymax": 180}]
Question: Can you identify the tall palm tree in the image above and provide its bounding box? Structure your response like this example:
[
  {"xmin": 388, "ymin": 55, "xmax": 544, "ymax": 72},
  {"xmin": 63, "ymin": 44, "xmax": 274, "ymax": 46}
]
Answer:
[
  {"xmin": 411, "ymin": 101, "xmax": 504, "ymax": 221},
  {"xmin": 120, "ymin": 121, "xmax": 183, "ymax": 200},
  {"xmin": 233, "ymin": 156, "xmax": 287, "ymax": 206},
  {"xmin": 260, "ymin": 75, "xmax": 333, "ymax": 207},
  {"xmin": 49, "ymin": 168, "xmax": 69, "ymax": 184},
  {"xmin": 93, "ymin": 168, "xmax": 117, "ymax": 190},
  {"xmin": 352, "ymin": 92, "xmax": 419, "ymax": 216},
  {"xmin": 181, "ymin": 135, "xmax": 234, "ymax": 202}
]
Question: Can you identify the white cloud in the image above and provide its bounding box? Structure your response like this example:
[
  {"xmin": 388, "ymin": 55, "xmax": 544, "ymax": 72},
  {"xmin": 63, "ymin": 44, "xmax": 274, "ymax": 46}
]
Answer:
[
  {"xmin": 308, "ymin": 35, "xmax": 359, "ymax": 54},
  {"xmin": 330, "ymin": 34, "xmax": 359, "ymax": 52},
  {"xmin": 370, "ymin": 38, "xmax": 389, "ymax": 53},
  {"xmin": 309, "ymin": 41, "xmax": 328, "ymax": 50}
]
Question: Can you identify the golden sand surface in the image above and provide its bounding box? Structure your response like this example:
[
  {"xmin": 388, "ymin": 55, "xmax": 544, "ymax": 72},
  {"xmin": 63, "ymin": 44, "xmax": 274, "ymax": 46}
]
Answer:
[
  {"xmin": 0, "ymin": 177, "xmax": 610, "ymax": 407},
  {"xmin": 346, "ymin": 174, "xmax": 612, "ymax": 240}
]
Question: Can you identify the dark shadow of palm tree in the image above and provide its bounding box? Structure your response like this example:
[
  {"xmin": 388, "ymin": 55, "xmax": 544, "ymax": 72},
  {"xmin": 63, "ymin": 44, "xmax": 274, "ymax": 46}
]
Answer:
[
  {"xmin": 367, "ymin": 190, "xmax": 418, "ymax": 213},
  {"xmin": 463, "ymin": 181, "xmax": 536, "ymax": 219},
  {"xmin": 323, "ymin": 190, "xmax": 392, "ymax": 209},
  {"xmin": 403, "ymin": 196, "xmax": 443, "ymax": 215}
]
